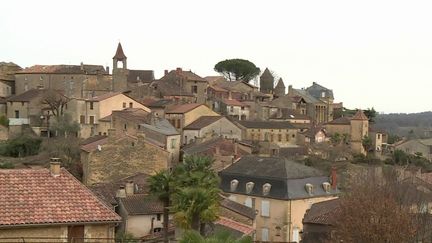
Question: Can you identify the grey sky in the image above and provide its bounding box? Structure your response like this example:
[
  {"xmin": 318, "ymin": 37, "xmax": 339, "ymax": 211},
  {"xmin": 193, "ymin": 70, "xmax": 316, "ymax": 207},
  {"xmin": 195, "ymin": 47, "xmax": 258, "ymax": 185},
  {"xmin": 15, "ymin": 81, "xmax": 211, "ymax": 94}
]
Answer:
[{"xmin": 1, "ymin": 0, "xmax": 431, "ymax": 113}]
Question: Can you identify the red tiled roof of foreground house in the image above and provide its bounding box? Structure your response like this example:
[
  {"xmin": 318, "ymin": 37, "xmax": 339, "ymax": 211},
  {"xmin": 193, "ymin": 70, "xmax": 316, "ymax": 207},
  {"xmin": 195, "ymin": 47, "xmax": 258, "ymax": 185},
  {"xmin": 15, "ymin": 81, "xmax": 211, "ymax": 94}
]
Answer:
[
  {"xmin": 215, "ymin": 217, "xmax": 255, "ymax": 235},
  {"xmin": 165, "ymin": 103, "xmax": 202, "ymax": 114},
  {"xmin": 0, "ymin": 168, "xmax": 121, "ymax": 227}
]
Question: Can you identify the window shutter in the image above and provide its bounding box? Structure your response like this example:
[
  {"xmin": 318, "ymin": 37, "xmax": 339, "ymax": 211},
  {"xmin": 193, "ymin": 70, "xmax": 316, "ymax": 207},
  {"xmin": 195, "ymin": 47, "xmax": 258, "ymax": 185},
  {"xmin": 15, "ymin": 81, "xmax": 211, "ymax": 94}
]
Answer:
[
  {"xmin": 261, "ymin": 200, "xmax": 270, "ymax": 217},
  {"xmin": 261, "ymin": 228, "xmax": 269, "ymax": 241},
  {"xmin": 245, "ymin": 197, "xmax": 252, "ymax": 208}
]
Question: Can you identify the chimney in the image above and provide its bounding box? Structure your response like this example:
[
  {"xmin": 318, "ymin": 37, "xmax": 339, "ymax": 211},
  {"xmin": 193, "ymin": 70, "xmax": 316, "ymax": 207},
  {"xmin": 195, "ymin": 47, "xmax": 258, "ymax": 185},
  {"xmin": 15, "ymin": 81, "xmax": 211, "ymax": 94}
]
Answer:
[
  {"xmin": 80, "ymin": 62, "xmax": 84, "ymax": 70},
  {"xmin": 164, "ymin": 70, "xmax": 168, "ymax": 75},
  {"xmin": 125, "ymin": 180, "xmax": 135, "ymax": 196},
  {"xmin": 50, "ymin": 158, "xmax": 61, "ymax": 177},
  {"xmin": 176, "ymin": 67, "xmax": 182, "ymax": 74},
  {"xmin": 288, "ymin": 85, "xmax": 293, "ymax": 94},
  {"xmin": 116, "ymin": 186, "xmax": 126, "ymax": 198},
  {"xmin": 330, "ymin": 167, "xmax": 337, "ymax": 190},
  {"xmin": 106, "ymin": 66, "xmax": 110, "ymax": 74}
]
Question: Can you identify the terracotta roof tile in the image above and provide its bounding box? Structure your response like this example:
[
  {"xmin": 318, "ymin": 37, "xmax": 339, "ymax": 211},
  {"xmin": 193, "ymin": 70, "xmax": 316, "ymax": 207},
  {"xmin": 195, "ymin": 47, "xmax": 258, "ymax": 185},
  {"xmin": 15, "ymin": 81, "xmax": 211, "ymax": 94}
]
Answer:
[
  {"xmin": 0, "ymin": 168, "xmax": 121, "ymax": 227},
  {"xmin": 165, "ymin": 103, "xmax": 203, "ymax": 114},
  {"xmin": 215, "ymin": 217, "xmax": 254, "ymax": 235},
  {"xmin": 113, "ymin": 42, "xmax": 127, "ymax": 60},
  {"xmin": 183, "ymin": 116, "xmax": 223, "ymax": 130},
  {"xmin": 222, "ymin": 99, "xmax": 248, "ymax": 107},
  {"xmin": 303, "ymin": 199, "xmax": 340, "ymax": 225},
  {"xmin": 220, "ymin": 197, "xmax": 256, "ymax": 219},
  {"xmin": 80, "ymin": 136, "xmax": 109, "ymax": 153},
  {"xmin": 120, "ymin": 195, "xmax": 164, "ymax": 215},
  {"xmin": 6, "ymin": 89, "xmax": 65, "ymax": 102},
  {"xmin": 325, "ymin": 116, "xmax": 351, "ymax": 125},
  {"xmin": 351, "ymin": 110, "xmax": 368, "ymax": 120}
]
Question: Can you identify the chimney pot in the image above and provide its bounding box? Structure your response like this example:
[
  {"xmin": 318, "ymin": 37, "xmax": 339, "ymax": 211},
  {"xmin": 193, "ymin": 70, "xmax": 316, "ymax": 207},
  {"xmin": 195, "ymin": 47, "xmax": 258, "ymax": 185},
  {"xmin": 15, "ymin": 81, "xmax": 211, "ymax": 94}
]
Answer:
[
  {"xmin": 330, "ymin": 167, "xmax": 337, "ymax": 190},
  {"xmin": 176, "ymin": 67, "xmax": 182, "ymax": 73},
  {"xmin": 50, "ymin": 158, "xmax": 61, "ymax": 177}
]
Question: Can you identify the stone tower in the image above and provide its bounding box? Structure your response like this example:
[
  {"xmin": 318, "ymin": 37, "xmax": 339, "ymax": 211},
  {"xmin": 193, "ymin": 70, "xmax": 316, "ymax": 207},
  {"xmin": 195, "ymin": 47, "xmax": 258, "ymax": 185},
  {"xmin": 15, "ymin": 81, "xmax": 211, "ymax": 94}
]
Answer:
[
  {"xmin": 274, "ymin": 78, "xmax": 286, "ymax": 98},
  {"xmin": 350, "ymin": 110, "xmax": 369, "ymax": 155},
  {"xmin": 260, "ymin": 68, "xmax": 274, "ymax": 94},
  {"xmin": 112, "ymin": 42, "xmax": 129, "ymax": 92}
]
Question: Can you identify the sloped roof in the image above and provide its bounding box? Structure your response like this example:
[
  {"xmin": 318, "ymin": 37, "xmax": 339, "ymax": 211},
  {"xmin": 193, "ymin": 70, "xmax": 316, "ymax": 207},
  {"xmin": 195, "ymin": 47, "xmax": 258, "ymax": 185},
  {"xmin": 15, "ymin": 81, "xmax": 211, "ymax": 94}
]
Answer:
[
  {"xmin": 80, "ymin": 136, "xmax": 109, "ymax": 153},
  {"xmin": 113, "ymin": 42, "xmax": 127, "ymax": 60},
  {"xmin": 220, "ymin": 197, "xmax": 255, "ymax": 219},
  {"xmin": 90, "ymin": 173, "xmax": 152, "ymax": 206},
  {"xmin": 87, "ymin": 92, "xmax": 122, "ymax": 101},
  {"xmin": 182, "ymin": 137, "xmax": 249, "ymax": 158},
  {"xmin": 303, "ymin": 198, "xmax": 340, "ymax": 225},
  {"xmin": 120, "ymin": 195, "xmax": 164, "ymax": 215},
  {"xmin": 6, "ymin": 89, "xmax": 64, "ymax": 102},
  {"xmin": 325, "ymin": 116, "xmax": 351, "ymax": 125},
  {"xmin": 260, "ymin": 68, "xmax": 273, "ymax": 78},
  {"xmin": 127, "ymin": 70, "xmax": 154, "ymax": 83},
  {"xmin": 112, "ymin": 108, "xmax": 150, "ymax": 123},
  {"xmin": 351, "ymin": 110, "xmax": 368, "ymax": 120},
  {"xmin": 165, "ymin": 103, "xmax": 203, "ymax": 114},
  {"xmin": 222, "ymin": 98, "xmax": 248, "ymax": 107},
  {"xmin": 183, "ymin": 116, "xmax": 223, "ymax": 130},
  {"xmin": 215, "ymin": 217, "xmax": 255, "ymax": 236},
  {"xmin": 18, "ymin": 64, "xmax": 107, "ymax": 75},
  {"xmin": 306, "ymin": 82, "xmax": 334, "ymax": 100},
  {"xmin": 292, "ymin": 89, "xmax": 322, "ymax": 104},
  {"xmin": 0, "ymin": 168, "xmax": 121, "ymax": 227},
  {"xmin": 275, "ymin": 78, "xmax": 285, "ymax": 88},
  {"xmin": 140, "ymin": 117, "xmax": 179, "ymax": 136}
]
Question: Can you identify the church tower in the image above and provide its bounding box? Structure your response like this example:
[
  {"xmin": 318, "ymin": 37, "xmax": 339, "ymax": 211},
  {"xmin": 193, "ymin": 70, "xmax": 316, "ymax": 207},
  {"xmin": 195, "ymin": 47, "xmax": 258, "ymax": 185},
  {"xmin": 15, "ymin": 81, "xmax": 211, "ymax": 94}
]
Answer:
[
  {"xmin": 260, "ymin": 68, "xmax": 274, "ymax": 94},
  {"xmin": 274, "ymin": 78, "xmax": 286, "ymax": 98},
  {"xmin": 350, "ymin": 110, "xmax": 369, "ymax": 155},
  {"xmin": 112, "ymin": 42, "xmax": 129, "ymax": 91}
]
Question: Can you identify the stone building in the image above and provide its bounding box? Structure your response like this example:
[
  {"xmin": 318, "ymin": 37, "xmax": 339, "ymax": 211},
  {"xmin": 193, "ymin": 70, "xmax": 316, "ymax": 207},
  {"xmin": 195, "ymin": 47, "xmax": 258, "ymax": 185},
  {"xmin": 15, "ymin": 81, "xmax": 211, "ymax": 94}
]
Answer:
[
  {"xmin": 164, "ymin": 103, "xmax": 219, "ymax": 131},
  {"xmin": 0, "ymin": 160, "xmax": 121, "ymax": 241},
  {"xmin": 80, "ymin": 133, "xmax": 170, "ymax": 185},
  {"xmin": 182, "ymin": 116, "xmax": 242, "ymax": 145},
  {"xmin": 273, "ymin": 78, "xmax": 286, "ymax": 98},
  {"xmin": 0, "ymin": 62, "xmax": 21, "ymax": 99},
  {"xmin": 259, "ymin": 68, "xmax": 274, "ymax": 94},
  {"xmin": 15, "ymin": 63, "xmax": 111, "ymax": 98},
  {"xmin": 219, "ymin": 156, "xmax": 339, "ymax": 242},
  {"xmin": 236, "ymin": 120, "xmax": 299, "ymax": 147}
]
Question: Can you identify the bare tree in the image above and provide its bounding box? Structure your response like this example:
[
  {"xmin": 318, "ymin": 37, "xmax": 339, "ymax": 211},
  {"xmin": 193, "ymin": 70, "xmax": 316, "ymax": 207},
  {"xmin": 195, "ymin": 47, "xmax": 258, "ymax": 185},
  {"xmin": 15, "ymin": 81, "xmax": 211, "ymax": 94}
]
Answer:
[
  {"xmin": 41, "ymin": 89, "xmax": 69, "ymax": 121},
  {"xmin": 335, "ymin": 167, "xmax": 432, "ymax": 243}
]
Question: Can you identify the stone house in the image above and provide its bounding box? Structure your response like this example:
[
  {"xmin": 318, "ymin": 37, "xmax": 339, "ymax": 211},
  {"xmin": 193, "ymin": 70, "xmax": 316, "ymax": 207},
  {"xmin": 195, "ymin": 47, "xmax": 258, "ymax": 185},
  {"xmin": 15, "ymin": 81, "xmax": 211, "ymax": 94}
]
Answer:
[
  {"xmin": 182, "ymin": 116, "xmax": 242, "ymax": 145},
  {"xmin": 15, "ymin": 63, "xmax": 111, "ymax": 98},
  {"xmin": 220, "ymin": 98, "xmax": 250, "ymax": 120},
  {"xmin": 236, "ymin": 120, "xmax": 299, "ymax": 147},
  {"xmin": 80, "ymin": 133, "xmax": 169, "ymax": 186},
  {"xmin": 298, "ymin": 126, "xmax": 328, "ymax": 144},
  {"xmin": 324, "ymin": 110, "xmax": 369, "ymax": 155},
  {"xmin": 0, "ymin": 160, "xmax": 121, "ymax": 241},
  {"xmin": 181, "ymin": 137, "xmax": 250, "ymax": 172},
  {"xmin": 269, "ymin": 108, "xmax": 311, "ymax": 124},
  {"xmin": 219, "ymin": 156, "xmax": 339, "ymax": 242},
  {"xmin": 110, "ymin": 108, "xmax": 150, "ymax": 136},
  {"xmin": 68, "ymin": 92, "xmax": 150, "ymax": 138},
  {"xmin": 395, "ymin": 138, "xmax": 432, "ymax": 161},
  {"xmin": 0, "ymin": 62, "xmax": 21, "ymax": 99},
  {"xmin": 164, "ymin": 103, "xmax": 219, "ymax": 132}
]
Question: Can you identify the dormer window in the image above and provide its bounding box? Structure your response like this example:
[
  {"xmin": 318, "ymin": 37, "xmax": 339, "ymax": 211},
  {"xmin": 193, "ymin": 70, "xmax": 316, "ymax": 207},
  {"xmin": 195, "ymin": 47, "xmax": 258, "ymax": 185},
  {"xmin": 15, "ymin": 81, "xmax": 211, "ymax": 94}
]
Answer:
[
  {"xmin": 246, "ymin": 182, "xmax": 255, "ymax": 194},
  {"xmin": 305, "ymin": 183, "xmax": 314, "ymax": 195},
  {"xmin": 230, "ymin": 179, "xmax": 239, "ymax": 192},
  {"xmin": 321, "ymin": 91, "xmax": 325, "ymax": 98},
  {"xmin": 262, "ymin": 183, "xmax": 272, "ymax": 196},
  {"xmin": 322, "ymin": 182, "xmax": 331, "ymax": 193}
]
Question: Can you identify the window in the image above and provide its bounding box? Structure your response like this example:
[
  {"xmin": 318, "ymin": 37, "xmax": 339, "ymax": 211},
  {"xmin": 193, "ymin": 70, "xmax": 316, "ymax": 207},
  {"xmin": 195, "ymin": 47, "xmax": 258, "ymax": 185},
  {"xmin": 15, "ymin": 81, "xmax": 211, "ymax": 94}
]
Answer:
[
  {"xmin": 171, "ymin": 138, "xmax": 177, "ymax": 149},
  {"xmin": 157, "ymin": 214, "xmax": 161, "ymax": 221},
  {"xmin": 89, "ymin": 102, "xmax": 94, "ymax": 110},
  {"xmin": 270, "ymin": 134, "xmax": 274, "ymax": 142},
  {"xmin": 261, "ymin": 200, "xmax": 270, "ymax": 217},
  {"xmin": 80, "ymin": 115, "xmax": 85, "ymax": 124},
  {"xmin": 14, "ymin": 110, "xmax": 19, "ymax": 118},
  {"xmin": 286, "ymin": 134, "xmax": 289, "ymax": 141},
  {"xmin": 377, "ymin": 134, "xmax": 381, "ymax": 139},
  {"xmin": 24, "ymin": 83, "xmax": 28, "ymax": 91},
  {"xmin": 241, "ymin": 106, "xmax": 244, "ymax": 110},
  {"xmin": 245, "ymin": 197, "xmax": 252, "ymax": 208},
  {"xmin": 68, "ymin": 225, "xmax": 84, "ymax": 242},
  {"xmin": 124, "ymin": 124, "xmax": 127, "ymax": 130},
  {"xmin": 175, "ymin": 119, "xmax": 181, "ymax": 129},
  {"xmin": 230, "ymin": 106, "xmax": 234, "ymax": 112},
  {"xmin": 261, "ymin": 228, "xmax": 269, "ymax": 241},
  {"xmin": 89, "ymin": 116, "xmax": 95, "ymax": 124},
  {"xmin": 292, "ymin": 134, "xmax": 295, "ymax": 138},
  {"xmin": 230, "ymin": 180, "xmax": 239, "ymax": 191},
  {"xmin": 191, "ymin": 85, "xmax": 198, "ymax": 94},
  {"xmin": 122, "ymin": 102, "xmax": 126, "ymax": 108},
  {"xmin": 129, "ymin": 102, "xmax": 133, "ymax": 108},
  {"xmin": 278, "ymin": 134, "xmax": 282, "ymax": 142},
  {"xmin": 321, "ymin": 91, "xmax": 326, "ymax": 97}
]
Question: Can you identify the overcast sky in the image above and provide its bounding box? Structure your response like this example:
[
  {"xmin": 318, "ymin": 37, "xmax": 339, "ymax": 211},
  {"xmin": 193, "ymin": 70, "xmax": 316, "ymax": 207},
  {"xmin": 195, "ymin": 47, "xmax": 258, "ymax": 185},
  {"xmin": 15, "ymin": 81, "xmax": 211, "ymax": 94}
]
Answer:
[{"xmin": 1, "ymin": 0, "xmax": 431, "ymax": 113}]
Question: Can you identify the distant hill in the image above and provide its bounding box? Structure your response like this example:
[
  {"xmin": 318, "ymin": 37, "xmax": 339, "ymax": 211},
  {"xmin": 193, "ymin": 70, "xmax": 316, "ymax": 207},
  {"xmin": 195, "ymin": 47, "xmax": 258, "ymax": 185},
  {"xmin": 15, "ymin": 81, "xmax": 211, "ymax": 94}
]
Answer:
[{"xmin": 373, "ymin": 111, "xmax": 432, "ymax": 138}]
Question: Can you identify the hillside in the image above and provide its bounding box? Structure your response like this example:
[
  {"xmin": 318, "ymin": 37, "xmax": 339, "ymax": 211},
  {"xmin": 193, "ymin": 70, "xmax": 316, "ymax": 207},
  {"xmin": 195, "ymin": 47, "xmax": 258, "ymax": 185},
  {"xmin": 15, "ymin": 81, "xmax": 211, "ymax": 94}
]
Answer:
[{"xmin": 373, "ymin": 111, "xmax": 432, "ymax": 138}]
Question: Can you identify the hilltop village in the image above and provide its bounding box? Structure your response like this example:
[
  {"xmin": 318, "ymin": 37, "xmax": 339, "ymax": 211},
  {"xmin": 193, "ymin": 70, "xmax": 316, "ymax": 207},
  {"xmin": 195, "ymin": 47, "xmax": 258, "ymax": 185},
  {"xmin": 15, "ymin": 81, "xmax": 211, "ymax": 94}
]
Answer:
[{"xmin": 1, "ymin": 43, "xmax": 431, "ymax": 242}]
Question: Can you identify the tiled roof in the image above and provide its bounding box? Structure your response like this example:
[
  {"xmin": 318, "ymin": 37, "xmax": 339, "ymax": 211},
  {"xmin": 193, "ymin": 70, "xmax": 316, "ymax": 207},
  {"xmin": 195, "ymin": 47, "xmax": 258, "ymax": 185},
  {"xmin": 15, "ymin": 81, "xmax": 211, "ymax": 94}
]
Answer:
[
  {"xmin": 6, "ymin": 89, "xmax": 64, "ymax": 102},
  {"xmin": 153, "ymin": 80, "xmax": 194, "ymax": 97},
  {"xmin": 18, "ymin": 64, "xmax": 107, "ymax": 75},
  {"xmin": 306, "ymin": 82, "xmax": 334, "ymax": 100},
  {"xmin": 220, "ymin": 197, "xmax": 255, "ymax": 219},
  {"xmin": 208, "ymin": 85, "xmax": 228, "ymax": 92},
  {"xmin": 90, "ymin": 173, "xmax": 152, "ymax": 206},
  {"xmin": 183, "ymin": 116, "xmax": 223, "ymax": 130},
  {"xmin": 0, "ymin": 168, "xmax": 121, "ymax": 227},
  {"xmin": 141, "ymin": 118, "xmax": 179, "ymax": 136},
  {"xmin": 146, "ymin": 99, "xmax": 175, "ymax": 108},
  {"xmin": 112, "ymin": 108, "xmax": 150, "ymax": 124},
  {"xmin": 275, "ymin": 78, "xmax": 285, "ymax": 88},
  {"xmin": 120, "ymin": 195, "xmax": 164, "ymax": 215},
  {"xmin": 222, "ymin": 99, "xmax": 248, "ymax": 107},
  {"xmin": 303, "ymin": 199, "xmax": 340, "ymax": 225},
  {"xmin": 87, "ymin": 92, "xmax": 122, "ymax": 101},
  {"xmin": 80, "ymin": 136, "xmax": 109, "ymax": 153},
  {"xmin": 237, "ymin": 120, "xmax": 295, "ymax": 129},
  {"xmin": 182, "ymin": 137, "xmax": 249, "ymax": 158},
  {"xmin": 351, "ymin": 110, "xmax": 368, "ymax": 120},
  {"xmin": 204, "ymin": 76, "xmax": 226, "ymax": 84},
  {"xmin": 215, "ymin": 217, "xmax": 254, "ymax": 235},
  {"xmin": 127, "ymin": 70, "xmax": 154, "ymax": 83},
  {"xmin": 113, "ymin": 42, "xmax": 127, "ymax": 60},
  {"xmin": 260, "ymin": 68, "xmax": 273, "ymax": 78},
  {"xmin": 270, "ymin": 108, "xmax": 311, "ymax": 120},
  {"xmin": 325, "ymin": 116, "xmax": 351, "ymax": 125},
  {"xmin": 165, "ymin": 103, "xmax": 202, "ymax": 114}
]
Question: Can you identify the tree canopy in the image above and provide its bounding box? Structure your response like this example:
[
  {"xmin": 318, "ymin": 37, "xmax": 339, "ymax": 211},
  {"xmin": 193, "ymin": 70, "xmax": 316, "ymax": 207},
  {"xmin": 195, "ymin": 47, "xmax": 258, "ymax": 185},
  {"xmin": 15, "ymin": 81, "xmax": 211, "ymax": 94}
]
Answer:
[{"xmin": 214, "ymin": 59, "xmax": 260, "ymax": 82}]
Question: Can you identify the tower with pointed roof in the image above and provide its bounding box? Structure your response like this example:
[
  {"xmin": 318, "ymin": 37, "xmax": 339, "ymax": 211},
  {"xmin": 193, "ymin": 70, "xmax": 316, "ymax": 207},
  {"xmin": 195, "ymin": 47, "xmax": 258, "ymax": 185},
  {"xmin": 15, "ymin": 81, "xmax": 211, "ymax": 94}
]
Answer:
[
  {"xmin": 259, "ymin": 68, "xmax": 274, "ymax": 94},
  {"xmin": 112, "ymin": 42, "xmax": 129, "ymax": 91},
  {"xmin": 350, "ymin": 110, "xmax": 369, "ymax": 155},
  {"xmin": 274, "ymin": 78, "xmax": 286, "ymax": 98}
]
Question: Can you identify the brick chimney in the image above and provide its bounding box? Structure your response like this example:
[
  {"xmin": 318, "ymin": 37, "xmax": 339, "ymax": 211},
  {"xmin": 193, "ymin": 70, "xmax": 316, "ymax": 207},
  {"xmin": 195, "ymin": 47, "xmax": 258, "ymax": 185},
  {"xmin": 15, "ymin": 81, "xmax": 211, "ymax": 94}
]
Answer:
[
  {"xmin": 50, "ymin": 158, "xmax": 61, "ymax": 177},
  {"xmin": 116, "ymin": 186, "xmax": 126, "ymax": 198},
  {"xmin": 330, "ymin": 167, "xmax": 337, "ymax": 190},
  {"xmin": 125, "ymin": 181, "xmax": 135, "ymax": 196}
]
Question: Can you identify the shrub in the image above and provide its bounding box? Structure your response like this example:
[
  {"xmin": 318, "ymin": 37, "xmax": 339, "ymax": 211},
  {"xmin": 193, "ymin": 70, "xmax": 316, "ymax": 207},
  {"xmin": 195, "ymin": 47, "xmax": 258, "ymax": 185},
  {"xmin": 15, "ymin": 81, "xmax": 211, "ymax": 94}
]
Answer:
[
  {"xmin": 0, "ymin": 136, "xmax": 42, "ymax": 157},
  {"xmin": 0, "ymin": 161, "xmax": 14, "ymax": 169}
]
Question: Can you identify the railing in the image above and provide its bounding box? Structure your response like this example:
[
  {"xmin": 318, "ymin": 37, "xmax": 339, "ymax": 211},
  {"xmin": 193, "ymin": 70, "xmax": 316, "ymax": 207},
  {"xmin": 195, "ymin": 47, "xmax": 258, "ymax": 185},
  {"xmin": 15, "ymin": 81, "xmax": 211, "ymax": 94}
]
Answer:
[{"xmin": 8, "ymin": 118, "xmax": 30, "ymax": 125}]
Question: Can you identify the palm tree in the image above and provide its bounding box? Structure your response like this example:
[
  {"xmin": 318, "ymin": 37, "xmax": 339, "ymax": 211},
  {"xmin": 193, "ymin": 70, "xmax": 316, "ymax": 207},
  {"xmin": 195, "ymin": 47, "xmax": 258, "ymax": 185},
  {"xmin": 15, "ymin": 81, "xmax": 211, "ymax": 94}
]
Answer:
[
  {"xmin": 148, "ymin": 169, "xmax": 173, "ymax": 243},
  {"xmin": 180, "ymin": 230, "xmax": 252, "ymax": 243},
  {"xmin": 173, "ymin": 156, "xmax": 220, "ymax": 235}
]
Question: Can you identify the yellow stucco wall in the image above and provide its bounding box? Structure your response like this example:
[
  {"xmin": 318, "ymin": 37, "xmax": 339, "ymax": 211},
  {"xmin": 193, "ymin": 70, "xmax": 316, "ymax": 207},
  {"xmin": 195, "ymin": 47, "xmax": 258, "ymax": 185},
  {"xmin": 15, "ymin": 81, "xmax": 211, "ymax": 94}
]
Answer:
[
  {"xmin": 244, "ymin": 128, "xmax": 298, "ymax": 147},
  {"xmin": 183, "ymin": 105, "xmax": 219, "ymax": 127}
]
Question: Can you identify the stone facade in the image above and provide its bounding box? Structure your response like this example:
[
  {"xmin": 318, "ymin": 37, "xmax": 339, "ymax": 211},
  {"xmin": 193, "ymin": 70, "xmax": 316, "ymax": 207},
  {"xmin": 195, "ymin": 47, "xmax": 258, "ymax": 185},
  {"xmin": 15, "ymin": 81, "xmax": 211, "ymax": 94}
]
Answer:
[
  {"xmin": 260, "ymin": 68, "xmax": 274, "ymax": 94},
  {"xmin": 165, "ymin": 104, "xmax": 219, "ymax": 131}
]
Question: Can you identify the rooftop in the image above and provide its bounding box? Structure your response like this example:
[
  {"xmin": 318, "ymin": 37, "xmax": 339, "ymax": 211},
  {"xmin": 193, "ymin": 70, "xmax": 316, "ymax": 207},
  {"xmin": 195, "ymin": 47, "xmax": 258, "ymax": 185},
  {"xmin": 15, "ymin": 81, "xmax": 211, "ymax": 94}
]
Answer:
[
  {"xmin": 18, "ymin": 64, "xmax": 107, "ymax": 75},
  {"xmin": 120, "ymin": 195, "xmax": 164, "ymax": 215},
  {"xmin": 237, "ymin": 120, "xmax": 295, "ymax": 129},
  {"xmin": 0, "ymin": 168, "xmax": 121, "ymax": 227},
  {"xmin": 183, "ymin": 116, "xmax": 223, "ymax": 130},
  {"xmin": 303, "ymin": 198, "xmax": 340, "ymax": 225},
  {"xmin": 165, "ymin": 103, "xmax": 203, "ymax": 114},
  {"xmin": 6, "ymin": 89, "xmax": 64, "ymax": 102}
]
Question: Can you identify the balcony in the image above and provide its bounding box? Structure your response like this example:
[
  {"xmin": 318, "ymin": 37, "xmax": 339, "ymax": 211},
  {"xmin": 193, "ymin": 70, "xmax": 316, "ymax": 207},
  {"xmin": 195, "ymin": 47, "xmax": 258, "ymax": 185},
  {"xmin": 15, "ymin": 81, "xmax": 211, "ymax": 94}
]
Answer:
[{"xmin": 8, "ymin": 118, "xmax": 30, "ymax": 125}]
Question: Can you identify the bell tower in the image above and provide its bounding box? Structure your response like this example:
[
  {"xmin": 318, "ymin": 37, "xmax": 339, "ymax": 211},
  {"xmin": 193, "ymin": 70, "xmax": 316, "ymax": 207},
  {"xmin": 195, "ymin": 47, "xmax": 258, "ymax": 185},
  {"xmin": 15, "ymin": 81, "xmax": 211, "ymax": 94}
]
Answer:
[{"xmin": 112, "ymin": 42, "xmax": 129, "ymax": 91}]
